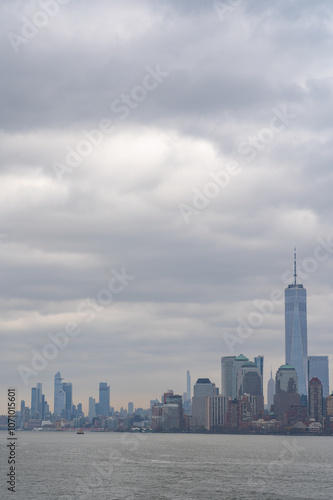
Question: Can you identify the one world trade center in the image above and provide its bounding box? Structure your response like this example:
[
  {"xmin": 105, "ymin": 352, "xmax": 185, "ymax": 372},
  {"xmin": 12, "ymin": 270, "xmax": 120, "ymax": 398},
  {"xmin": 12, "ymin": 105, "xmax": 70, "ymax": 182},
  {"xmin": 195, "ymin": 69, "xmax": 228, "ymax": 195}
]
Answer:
[{"xmin": 285, "ymin": 249, "xmax": 308, "ymax": 396}]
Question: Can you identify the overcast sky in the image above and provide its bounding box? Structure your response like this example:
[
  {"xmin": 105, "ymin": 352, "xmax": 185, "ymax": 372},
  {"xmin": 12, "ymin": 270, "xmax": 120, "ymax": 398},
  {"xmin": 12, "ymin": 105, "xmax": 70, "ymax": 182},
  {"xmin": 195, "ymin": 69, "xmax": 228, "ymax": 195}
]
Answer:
[{"xmin": 1, "ymin": 0, "xmax": 333, "ymax": 414}]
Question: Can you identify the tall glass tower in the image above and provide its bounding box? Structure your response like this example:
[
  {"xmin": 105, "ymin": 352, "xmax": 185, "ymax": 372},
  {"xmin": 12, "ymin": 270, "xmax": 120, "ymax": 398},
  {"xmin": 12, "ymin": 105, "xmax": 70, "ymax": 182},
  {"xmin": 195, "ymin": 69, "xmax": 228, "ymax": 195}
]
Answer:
[{"xmin": 285, "ymin": 249, "xmax": 308, "ymax": 396}]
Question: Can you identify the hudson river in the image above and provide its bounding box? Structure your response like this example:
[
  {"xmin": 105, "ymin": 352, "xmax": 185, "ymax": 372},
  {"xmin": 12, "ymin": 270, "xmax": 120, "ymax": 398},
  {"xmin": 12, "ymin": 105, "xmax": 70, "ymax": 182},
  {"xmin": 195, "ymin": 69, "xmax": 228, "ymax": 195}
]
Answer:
[{"xmin": 1, "ymin": 432, "xmax": 332, "ymax": 499}]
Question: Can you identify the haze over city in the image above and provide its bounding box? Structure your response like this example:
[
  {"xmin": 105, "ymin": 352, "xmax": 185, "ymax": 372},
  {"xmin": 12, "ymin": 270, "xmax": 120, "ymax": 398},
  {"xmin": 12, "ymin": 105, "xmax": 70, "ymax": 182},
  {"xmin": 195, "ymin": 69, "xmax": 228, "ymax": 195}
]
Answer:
[{"xmin": 1, "ymin": 0, "xmax": 333, "ymax": 415}]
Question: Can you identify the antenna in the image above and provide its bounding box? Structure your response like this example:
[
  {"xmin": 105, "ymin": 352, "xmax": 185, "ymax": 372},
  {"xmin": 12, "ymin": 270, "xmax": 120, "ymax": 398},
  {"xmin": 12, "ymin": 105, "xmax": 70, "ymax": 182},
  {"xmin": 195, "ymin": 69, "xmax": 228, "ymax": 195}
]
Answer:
[{"xmin": 294, "ymin": 247, "xmax": 297, "ymax": 286}]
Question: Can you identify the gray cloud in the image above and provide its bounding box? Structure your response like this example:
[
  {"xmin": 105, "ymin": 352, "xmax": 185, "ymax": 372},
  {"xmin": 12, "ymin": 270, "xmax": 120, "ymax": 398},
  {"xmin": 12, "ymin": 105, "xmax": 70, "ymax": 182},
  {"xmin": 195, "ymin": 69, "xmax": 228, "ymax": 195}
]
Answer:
[{"xmin": 1, "ymin": 0, "xmax": 333, "ymax": 412}]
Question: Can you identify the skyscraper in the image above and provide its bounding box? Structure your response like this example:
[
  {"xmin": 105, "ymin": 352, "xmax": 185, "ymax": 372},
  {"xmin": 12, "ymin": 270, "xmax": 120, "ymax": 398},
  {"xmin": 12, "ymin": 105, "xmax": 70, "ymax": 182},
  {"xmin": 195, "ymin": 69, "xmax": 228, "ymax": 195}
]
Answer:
[
  {"xmin": 89, "ymin": 397, "xmax": 96, "ymax": 420},
  {"xmin": 99, "ymin": 382, "xmax": 110, "ymax": 416},
  {"xmin": 36, "ymin": 383, "xmax": 43, "ymax": 418},
  {"xmin": 254, "ymin": 355, "xmax": 264, "ymax": 394},
  {"xmin": 62, "ymin": 382, "xmax": 73, "ymax": 420},
  {"xmin": 186, "ymin": 370, "xmax": 191, "ymax": 401},
  {"xmin": 234, "ymin": 354, "xmax": 249, "ymax": 398},
  {"xmin": 274, "ymin": 364, "xmax": 300, "ymax": 423},
  {"xmin": 308, "ymin": 377, "xmax": 323, "ymax": 422},
  {"xmin": 31, "ymin": 387, "xmax": 37, "ymax": 418},
  {"xmin": 254, "ymin": 356, "xmax": 264, "ymax": 379},
  {"xmin": 267, "ymin": 369, "xmax": 275, "ymax": 411},
  {"xmin": 238, "ymin": 361, "xmax": 264, "ymax": 415},
  {"xmin": 308, "ymin": 356, "xmax": 329, "ymax": 398},
  {"xmin": 191, "ymin": 378, "xmax": 216, "ymax": 430},
  {"xmin": 221, "ymin": 356, "xmax": 236, "ymax": 398},
  {"xmin": 285, "ymin": 249, "xmax": 308, "ymax": 395},
  {"xmin": 54, "ymin": 372, "xmax": 65, "ymax": 416}
]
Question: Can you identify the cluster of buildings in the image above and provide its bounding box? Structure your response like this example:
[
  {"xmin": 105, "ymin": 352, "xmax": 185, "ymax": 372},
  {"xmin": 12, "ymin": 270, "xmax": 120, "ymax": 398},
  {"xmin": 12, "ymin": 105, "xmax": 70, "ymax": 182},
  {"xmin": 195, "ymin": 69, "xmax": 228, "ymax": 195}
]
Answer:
[{"xmin": 5, "ymin": 251, "xmax": 332, "ymax": 434}]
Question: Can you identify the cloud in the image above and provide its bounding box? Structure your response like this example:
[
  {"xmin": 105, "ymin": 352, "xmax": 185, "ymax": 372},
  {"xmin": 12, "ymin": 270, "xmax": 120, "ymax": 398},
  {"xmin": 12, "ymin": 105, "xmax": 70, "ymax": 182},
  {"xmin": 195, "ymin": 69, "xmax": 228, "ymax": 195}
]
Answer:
[{"xmin": 0, "ymin": 0, "xmax": 333, "ymax": 413}]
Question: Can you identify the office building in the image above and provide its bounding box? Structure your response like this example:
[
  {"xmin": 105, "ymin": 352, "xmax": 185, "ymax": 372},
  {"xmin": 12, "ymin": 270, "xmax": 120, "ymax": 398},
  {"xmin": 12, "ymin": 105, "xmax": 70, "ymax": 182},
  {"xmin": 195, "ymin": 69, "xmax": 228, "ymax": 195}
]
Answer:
[
  {"xmin": 208, "ymin": 395, "xmax": 226, "ymax": 431},
  {"xmin": 62, "ymin": 382, "xmax": 73, "ymax": 421},
  {"xmin": 162, "ymin": 404, "xmax": 180, "ymax": 431},
  {"xmin": 98, "ymin": 382, "xmax": 110, "ymax": 416},
  {"xmin": 226, "ymin": 398, "xmax": 238, "ymax": 429},
  {"xmin": 36, "ymin": 383, "xmax": 43, "ymax": 418},
  {"xmin": 285, "ymin": 249, "xmax": 308, "ymax": 395},
  {"xmin": 192, "ymin": 378, "xmax": 216, "ymax": 430},
  {"xmin": 163, "ymin": 390, "xmax": 174, "ymax": 404},
  {"xmin": 88, "ymin": 397, "xmax": 96, "ymax": 421},
  {"xmin": 238, "ymin": 394, "xmax": 255, "ymax": 424},
  {"xmin": 186, "ymin": 370, "xmax": 191, "ymax": 401},
  {"xmin": 254, "ymin": 355, "xmax": 264, "ymax": 392},
  {"xmin": 221, "ymin": 356, "xmax": 236, "ymax": 398},
  {"xmin": 274, "ymin": 364, "xmax": 300, "ymax": 423},
  {"xmin": 325, "ymin": 393, "xmax": 333, "ymax": 433},
  {"xmin": 326, "ymin": 393, "xmax": 333, "ymax": 417},
  {"xmin": 308, "ymin": 356, "xmax": 329, "ymax": 398},
  {"xmin": 54, "ymin": 372, "xmax": 65, "ymax": 416},
  {"xmin": 267, "ymin": 369, "xmax": 275, "ymax": 411},
  {"xmin": 128, "ymin": 402, "xmax": 134, "ymax": 415},
  {"xmin": 20, "ymin": 400, "xmax": 25, "ymax": 420},
  {"xmin": 31, "ymin": 387, "xmax": 37, "ymax": 418},
  {"xmin": 238, "ymin": 361, "xmax": 262, "ymax": 397},
  {"xmin": 308, "ymin": 377, "xmax": 323, "ymax": 422},
  {"xmin": 233, "ymin": 354, "xmax": 249, "ymax": 398}
]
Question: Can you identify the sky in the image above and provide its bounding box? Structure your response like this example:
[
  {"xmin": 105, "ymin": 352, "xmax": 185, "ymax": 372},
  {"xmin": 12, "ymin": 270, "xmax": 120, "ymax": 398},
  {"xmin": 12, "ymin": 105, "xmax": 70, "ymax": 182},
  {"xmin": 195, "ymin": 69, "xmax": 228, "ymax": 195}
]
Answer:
[{"xmin": 1, "ymin": 0, "xmax": 333, "ymax": 415}]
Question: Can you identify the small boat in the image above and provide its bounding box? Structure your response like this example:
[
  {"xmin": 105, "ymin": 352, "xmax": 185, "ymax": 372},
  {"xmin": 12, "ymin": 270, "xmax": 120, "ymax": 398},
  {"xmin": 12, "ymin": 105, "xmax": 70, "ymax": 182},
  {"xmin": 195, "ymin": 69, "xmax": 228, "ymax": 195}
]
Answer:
[{"xmin": 77, "ymin": 428, "xmax": 84, "ymax": 434}]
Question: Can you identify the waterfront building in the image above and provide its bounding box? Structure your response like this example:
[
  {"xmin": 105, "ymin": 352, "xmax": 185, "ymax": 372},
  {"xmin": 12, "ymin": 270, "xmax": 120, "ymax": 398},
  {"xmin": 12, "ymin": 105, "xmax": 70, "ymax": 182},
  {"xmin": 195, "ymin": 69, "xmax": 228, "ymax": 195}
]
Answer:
[
  {"xmin": 191, "ymin": 378, "xmax": 216, "ymax": 430},
  {"xmin": 308, "ymin": 377, "xmax": 323, "ymax": 422},
  {"xmin": 325, "ymin": 393, "xmax": 333, "ymax": 434},
  {"xmin": 285, "ymin": 249, "xmax": 308, "ymax": 396},
  {"xmin": 238, "ymin": 394, "xmax": 255, "ymax": 425},
  {"xmin": 326, "ymin": 393, "xmax": 333, "ymax": 416},
  {"xmin": 151, "ymin": 404, "xmax": 163, "ymax": 430},
  {"xmin": 308, "ymin": 356, "xmax": 329, "ymax": 398},
  {"xmin": 274, "ymin": 364, "xmax": 301, "ymax": 424},
  {"xmin": 226, "ymin": 399, "xmax": 238, "ymax": 429},
  {"xmin": 98, "ymin": 382, "xmax": 110, "ymax": 416},
  {"xmin": 162, "ymin": 404, "xmax": 180, "ymax": 431},
  {"xmin": 284, "ymin": 405, "xmax": 308, "ymax": 427},
  {"xmin": 207, "ymin": 395, "xmax": 226, "ymax": 431}
]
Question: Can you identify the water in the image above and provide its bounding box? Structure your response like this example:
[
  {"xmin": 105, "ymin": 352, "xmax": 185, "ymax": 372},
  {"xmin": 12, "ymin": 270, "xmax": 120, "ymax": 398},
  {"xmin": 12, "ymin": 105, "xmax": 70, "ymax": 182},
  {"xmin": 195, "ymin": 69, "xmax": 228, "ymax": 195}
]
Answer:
[{"xmin": 1, "ymin": 431, "xmax": 332, "ymax": 500}]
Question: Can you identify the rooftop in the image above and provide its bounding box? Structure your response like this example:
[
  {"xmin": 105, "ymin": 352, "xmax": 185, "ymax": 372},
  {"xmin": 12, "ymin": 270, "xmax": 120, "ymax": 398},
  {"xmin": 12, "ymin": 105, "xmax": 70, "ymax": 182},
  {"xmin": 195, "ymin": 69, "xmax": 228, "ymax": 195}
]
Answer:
[
  {"xmin": 196, "ymin": 378, "xmax": 211, "ymax": 384},
  {"xmin": 278, "ymin": 364, "xmax": 295, "ymax": 370},
  {"xmin": 235, "ymin": 354, "xmax": 249, "ymax": 361}
]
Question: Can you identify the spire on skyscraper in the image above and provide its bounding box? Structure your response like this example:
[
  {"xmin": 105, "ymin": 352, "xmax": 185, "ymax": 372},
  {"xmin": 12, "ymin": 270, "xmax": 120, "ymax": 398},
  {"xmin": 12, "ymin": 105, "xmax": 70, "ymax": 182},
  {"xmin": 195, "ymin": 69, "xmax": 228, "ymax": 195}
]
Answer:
[{"xmin": 294, "ymin": 247, "xmax": 297, "ymax": 286}]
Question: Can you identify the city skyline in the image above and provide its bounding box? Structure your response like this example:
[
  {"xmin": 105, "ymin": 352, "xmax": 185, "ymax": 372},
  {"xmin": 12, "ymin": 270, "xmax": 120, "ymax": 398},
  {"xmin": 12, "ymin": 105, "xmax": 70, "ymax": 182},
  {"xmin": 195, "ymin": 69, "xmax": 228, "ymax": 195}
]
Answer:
[
  {"xmin": 1, "ymin": 1, "xmax": 333, "ymax": 416},
  {"xmin": 4, "ymin": 246, "xmax": 332, "ymax": 416}
]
